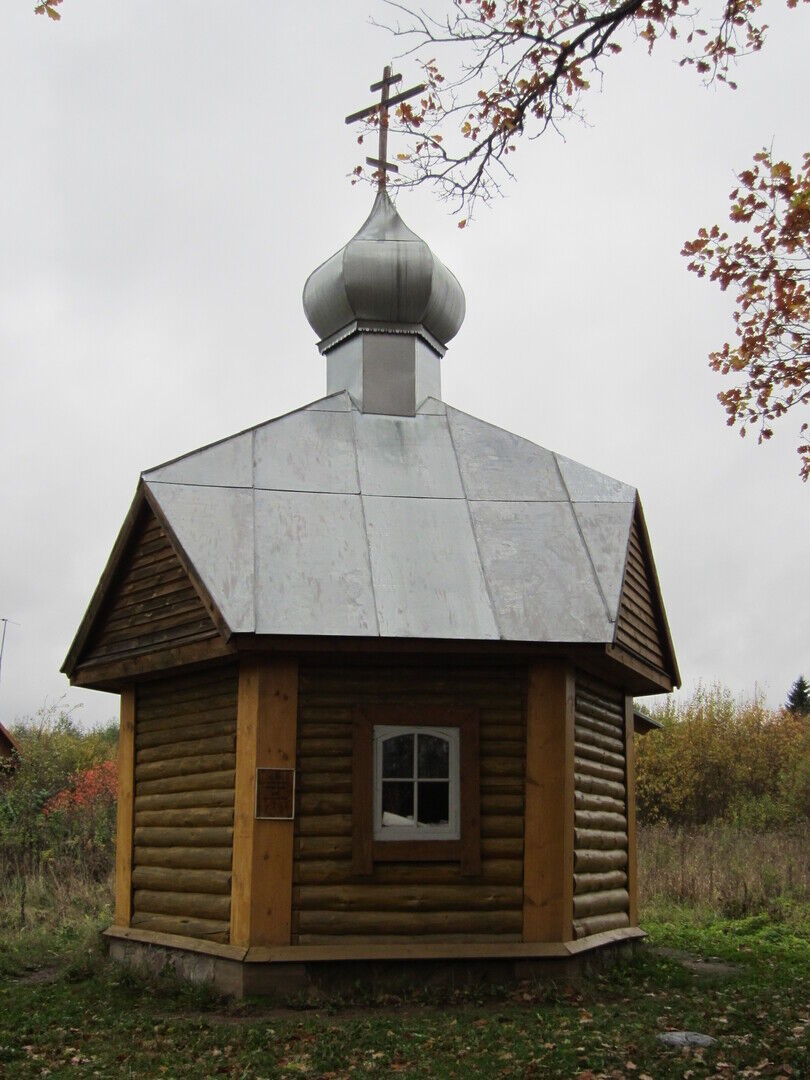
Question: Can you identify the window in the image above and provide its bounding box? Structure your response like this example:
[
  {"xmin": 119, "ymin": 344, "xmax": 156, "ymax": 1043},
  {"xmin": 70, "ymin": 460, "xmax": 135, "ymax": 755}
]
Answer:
[
  {"xmin": 373, "ymin": 726, "xmax": 460, "ymax": 842},
  {"xmin": 352, "ymin": 706, "xmax": 481, "ymax": 875}
]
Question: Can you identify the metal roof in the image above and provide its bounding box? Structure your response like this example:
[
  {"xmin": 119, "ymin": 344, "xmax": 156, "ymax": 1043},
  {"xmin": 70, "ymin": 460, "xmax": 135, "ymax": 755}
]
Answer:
[{"xmin": 141, "ymin": 392, "xmax": 637, "ymax": 643}]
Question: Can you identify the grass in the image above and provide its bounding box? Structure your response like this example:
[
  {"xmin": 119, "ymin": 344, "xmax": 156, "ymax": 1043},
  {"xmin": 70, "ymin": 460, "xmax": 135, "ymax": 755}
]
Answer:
[
  {"xmin": 0, "ymin": 826, "xmax": 808, "ymax": 1077},
  {"xmin": 0, "ymin": 901, "xmax": 808, "ymax": 1078}
]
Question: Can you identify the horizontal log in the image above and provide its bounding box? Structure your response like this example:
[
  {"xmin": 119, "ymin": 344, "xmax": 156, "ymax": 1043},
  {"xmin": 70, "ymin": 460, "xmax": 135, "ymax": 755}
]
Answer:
[
  {"xmin": 480, "ymin": 724, "xmax": 524, "ymax": 743},
  {"xmin": 481, "ymin": 793, "xmax": 524, "ymax": 815},
  {"xmin": 135, "ymin": 717, "xmax": 235, "ymax": 750},
  {"xmin": 478, "ymin": 740, "xmax": 525, "ymax": 758},
  {"xmin": 574, "ymin": 810, "xmax": 627, "ymax": 832},
  {"xmin": 574, "ymin": 828, "xmax": 628, "ymax": 851},
  {"xmin": 574, "ymin": 712, "xmax": 626, "ymax": 743},
  {"xmin": 573, "ymin": 724, "xmax": 625, "ymax": 756},
  {"xmin": 133, "ymin": 846, "xmax": 234, "ymax": 871},
  {"xmin": 479, "ymin": 777, "xmax": 525, "ymax": 797},
  {"xmin": 131, "ymin": 866, "xmax": 231, "ymax": 895},
  {"xmin": 573, "ymin": 889, "xmax": 630, "ymax": 919},
  {"xmin": 137, "ymin": 673, "xmax": 237, "ymax": 708},
  {"xmin": 293, "ymin": 858, "xmax": 523, "ymax": 887},
  {"xmin": 573, "ymin": 848, "xmax": 628, "ymax": 873},
  {"xmin": 134, "ymin": 826, "xmax": 233, "ymax": 848},
  {"xmin": 481, "ymin": 837, "xmax": 523, "ymax": 858},
  {"xmin": 297, "ymin": 755, "xmax": 352, "ymax": 774},
  {"xmin": 136, "ymin": 700, "xmax": 237, "ymax": 731},
  {"xmin": 298, "ymin": 738, "xmax": 352, "ymax": 757},
  {"xmin": 574, "ymin": 756, "xmax": 625, "ymax": 784},
  {"xmin": 296, "ymin": 774, "xmax": 352, "ymax": 794},
  {"xmin": 134, "ymin": 807, "xmax": 234, "ymax": 829},
  {"xmin": 574, "ymin": 742, "xmax": 626, "ymax": 771},
  {"xmin": 135, "ymin": 752, "xmax": 236, "ymax": 783},
  {"xmin": 574, "ymin": 870, "xmax": 628, "ymax": 895},
  {"xmin": 297, "ymin": 792, "xmax": 352, "ymax": 816},
  {"xmin": 293, "ymin": 884, "xmax": 522, "ymax": 913},
  {"xmin": 480, "ymin": 758, "xmax": 524, "ymax": 779},
  {"xmin": 480, "ymin": 816, "xmax": 524, "ymax": 839},
  {"xmin": 133, "ymin": 889, "xmax": 231, "ymax": 921},
  {"xmin": 574, "ymin": 773, "xmax": 626, "ymax": 801},
  {"xmin": 575, "ymin": 695, "xmax": 624, "ymax": 729},
  {"xmin": 296, "ymin": 814, "xmax": 352, "ymax": 837},
  {"xmin": 573, "ymin": 911, "xmax": 630, "ymax": 939},
  {"xmin": 574, "ymin": 791, "xmax": 626, "ymax": 816},
  {"xmin": 136, "ymin": 733, "xmax": 235, "ymax": 764},
  {"xmin": 294, "ymin": 836, "xmax": 352, "ymax": 860},
  {"xmin": 295, "ymin": 909, "xmax": 523, "ymax": 936},
  {"xmin": 134, "ymin": 788, "xmax": 235, "ymax": 813},
  {"xmin": 129, "ymin": 911, "xmax": 229, "ymax": 943},
  {"xmin": 136, "ymin": 769, "xmax": 236, "ymax": 797}
]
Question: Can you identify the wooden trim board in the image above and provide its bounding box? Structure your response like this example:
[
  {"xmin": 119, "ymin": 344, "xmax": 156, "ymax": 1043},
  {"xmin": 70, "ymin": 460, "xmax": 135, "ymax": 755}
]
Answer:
[
  {"xmin": 624, "ymin": 695, "xmax": 638, "ymax": 926},
  {"xmin": 104, "ymin": 923, "xmax": 644, "ymax": 964},
  {"xmin": 523, "ymin": 662, "xmax": 575, "ymax": 942},
  {"xmin": 230, "ymin": 657, "xmax": 299, "ymax": 947},
  {"xmin": 114, "ymin": 688, "xmax": 136, "ymax": 927}
]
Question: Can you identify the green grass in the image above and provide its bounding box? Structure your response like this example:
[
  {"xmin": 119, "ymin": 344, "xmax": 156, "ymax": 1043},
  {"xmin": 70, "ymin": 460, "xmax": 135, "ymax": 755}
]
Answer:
[{"xmin": 0, "ymin": 904, "xmax": 808, "ymax": 1078}]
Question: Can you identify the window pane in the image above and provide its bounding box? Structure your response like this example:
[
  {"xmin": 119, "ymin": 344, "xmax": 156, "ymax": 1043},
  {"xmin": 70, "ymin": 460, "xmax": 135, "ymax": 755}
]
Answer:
[
  {"xmin": 417, "ymin": 781, "xmax": 449, "ymax": 826},
  {"xmin": 382, "ymin": 781, "xmax": 414, "ymax": 826},
  {"xmin": 382, "ymin": 734, "xmax": 414, "ymax": 778},
  {"xmin": 417, "ymin": 734, "xmax": 449, "ymax": 779}
]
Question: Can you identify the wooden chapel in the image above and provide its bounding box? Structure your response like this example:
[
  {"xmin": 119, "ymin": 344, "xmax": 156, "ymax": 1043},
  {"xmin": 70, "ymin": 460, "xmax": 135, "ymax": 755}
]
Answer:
[{"xmin": 62, "ymin": 71, "xmax": 679, "ymax": 995}]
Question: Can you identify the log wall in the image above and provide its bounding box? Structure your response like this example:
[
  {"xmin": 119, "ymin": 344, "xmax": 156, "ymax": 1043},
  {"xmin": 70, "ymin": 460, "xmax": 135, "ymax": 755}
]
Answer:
[
  {"xmin": 573, "ymin": 673, "xmax": 630, "ymax": 939},
  {"xmin": 292, "ymin": 660, "xmax": 526, "ymax": 944},
  {"xmin": 130, "ymin": 664, "xmax": 238, "ymax": 943},
  {"xmin": 79, "ymin": 506, "xmax": 219, "ymax": 669},
  {"xmin": 615, "ymin": 511, "xmax": 667, "ymax": 674}
]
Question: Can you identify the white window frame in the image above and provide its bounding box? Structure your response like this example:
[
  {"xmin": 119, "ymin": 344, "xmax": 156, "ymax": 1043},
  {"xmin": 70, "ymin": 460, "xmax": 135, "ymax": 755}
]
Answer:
[{"xmin": 373, "ymin": 724, "xmax": 460, "ymax": 842}]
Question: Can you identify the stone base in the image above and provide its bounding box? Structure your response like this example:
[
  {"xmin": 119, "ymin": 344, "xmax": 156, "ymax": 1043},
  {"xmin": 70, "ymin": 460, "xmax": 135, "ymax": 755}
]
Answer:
[{"xmin": 104, "ymin": 926, "xmax": 644, "ymax": 1000}]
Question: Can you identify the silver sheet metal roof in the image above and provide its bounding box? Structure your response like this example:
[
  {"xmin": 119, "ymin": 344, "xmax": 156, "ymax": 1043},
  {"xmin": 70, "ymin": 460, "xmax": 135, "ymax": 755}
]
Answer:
[{"xmin": 142, "ymin": 392, "xmax": 637, "ymax": 642}]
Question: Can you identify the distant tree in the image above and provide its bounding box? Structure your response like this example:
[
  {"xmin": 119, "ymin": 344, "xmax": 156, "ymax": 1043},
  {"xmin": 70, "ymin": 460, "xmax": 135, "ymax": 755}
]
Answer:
[{"xmin": 787, "ymin": 675, "xmax": 810, "ymax": 715}]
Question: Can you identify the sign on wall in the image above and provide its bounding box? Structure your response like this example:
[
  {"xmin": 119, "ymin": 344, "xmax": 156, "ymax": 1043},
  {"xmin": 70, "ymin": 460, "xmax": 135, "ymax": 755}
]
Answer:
[{"xmin": 255, "ymin": 768, "xmax": 295, "ymax": 820}]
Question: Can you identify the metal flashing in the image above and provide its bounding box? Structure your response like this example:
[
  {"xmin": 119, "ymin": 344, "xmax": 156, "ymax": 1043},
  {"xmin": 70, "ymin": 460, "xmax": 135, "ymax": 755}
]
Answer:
[{"xmin": 354, "ymin": 413, "xmax": 464, "ymax": 499}]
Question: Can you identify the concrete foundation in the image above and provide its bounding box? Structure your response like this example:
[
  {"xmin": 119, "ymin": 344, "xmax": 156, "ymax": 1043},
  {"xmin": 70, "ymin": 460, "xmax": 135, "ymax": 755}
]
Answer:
[{"xmin": 104, "ymin": 926, "xmax": 644, "ymax": 1000}]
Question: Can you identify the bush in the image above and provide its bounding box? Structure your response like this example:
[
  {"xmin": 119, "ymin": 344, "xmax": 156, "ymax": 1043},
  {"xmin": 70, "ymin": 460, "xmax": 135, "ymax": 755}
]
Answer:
[
  {"xmin": 635, "ymin": 684, "xmax": 810, "ymax": 827},
  {"xmin": 0, "ymin": 704, "xmax": 118, "ymax": 893}
]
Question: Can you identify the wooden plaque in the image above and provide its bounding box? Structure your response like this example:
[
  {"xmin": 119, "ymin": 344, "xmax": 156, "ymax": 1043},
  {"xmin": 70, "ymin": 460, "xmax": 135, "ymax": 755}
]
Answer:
[{"xmin": 255, "ymin": 768, "xmax": 295, "ymax": 820}]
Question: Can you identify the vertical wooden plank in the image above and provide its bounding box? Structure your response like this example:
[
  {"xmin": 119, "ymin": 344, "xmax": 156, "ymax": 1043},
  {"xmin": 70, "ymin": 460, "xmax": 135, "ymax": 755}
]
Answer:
[
  {"xmin": 522, "ymin": 662, "xmax": 575, "ymax": 942},
  {"xmin": 352, "ymin": 711, "xmax": 373, "ymax": 875},
  {"xmin": 624, "ymin": 695, "xmax": 638, "ymax": 926},
  {"xmin": 230, "ymin": 660, "xmax": 260, "ymax": 947},
  {"xmin": 114, "ymin": 687, "xmax": 135, "ymax": 927},
  {"xmin": 230, "ymin": 656, "xmax": 299, "ymax": 947},
  {"xmin": 460, "ymin": 713, "xmax": 481, "ymax": 877}
]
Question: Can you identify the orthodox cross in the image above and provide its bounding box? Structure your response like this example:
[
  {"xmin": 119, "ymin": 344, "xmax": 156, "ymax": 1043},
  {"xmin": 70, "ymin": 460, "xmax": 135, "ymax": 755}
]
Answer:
[{"xmin": 345, "ymin": 65, "xmax": 425, "ymax": 190}]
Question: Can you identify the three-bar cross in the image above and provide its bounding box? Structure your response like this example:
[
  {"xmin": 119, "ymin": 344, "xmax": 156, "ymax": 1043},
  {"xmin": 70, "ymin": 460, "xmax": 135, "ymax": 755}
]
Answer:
[{"xmin": 345, "ymin": 65, "xmax": 425, "ymax": 190}]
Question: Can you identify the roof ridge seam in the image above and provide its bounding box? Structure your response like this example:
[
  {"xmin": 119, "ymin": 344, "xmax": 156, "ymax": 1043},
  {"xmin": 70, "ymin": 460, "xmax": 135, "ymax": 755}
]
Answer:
[
  {"xmin": 552, "ymin": 453, "xmax": 614, "ymax": 627},
  {"xmin": 250, "ymin": 427, "xmax": 259, "ymax": 635},
  {"xmin": 351, "ymin": 410, "xmax": 382, "ymax": 637},
  {"xmin": 444, "ymin": 410, "xmax": 503, "ymax": 640}
]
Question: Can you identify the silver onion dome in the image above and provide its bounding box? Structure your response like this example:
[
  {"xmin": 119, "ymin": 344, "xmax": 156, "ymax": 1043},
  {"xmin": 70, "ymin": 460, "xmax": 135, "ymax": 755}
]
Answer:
[{"xmin": 302, "ymin": 190, "xmax": 466, "ymax": 348}]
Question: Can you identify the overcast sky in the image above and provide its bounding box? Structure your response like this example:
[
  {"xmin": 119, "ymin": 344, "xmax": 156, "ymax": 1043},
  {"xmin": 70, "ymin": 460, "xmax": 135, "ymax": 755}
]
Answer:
[{"xmin": 1, "ymin": 1, "xmax": 808, "ymax": 729}]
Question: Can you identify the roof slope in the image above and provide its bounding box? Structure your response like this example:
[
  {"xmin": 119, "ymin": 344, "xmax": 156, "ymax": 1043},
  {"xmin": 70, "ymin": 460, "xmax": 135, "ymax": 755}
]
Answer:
[{"xmin": 139, "ymin": 392, "xmax": 640, "ymax": 646}]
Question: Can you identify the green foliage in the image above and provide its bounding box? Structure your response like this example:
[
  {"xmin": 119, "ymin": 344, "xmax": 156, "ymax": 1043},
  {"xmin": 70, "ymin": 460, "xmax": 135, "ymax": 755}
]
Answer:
[
  {"xmin": 0, "ymin": 703, "xmax": 118, "ymax": 886},
  {"xmin": 636, "ymin": 684, "xmax": 810, "ymax": 827}
]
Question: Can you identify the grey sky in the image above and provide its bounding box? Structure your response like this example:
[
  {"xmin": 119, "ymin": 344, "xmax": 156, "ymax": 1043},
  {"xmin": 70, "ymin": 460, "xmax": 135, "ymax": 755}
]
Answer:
[{"xmin": 1, "ymin": 1, "xmax": 807, "ymax": 728}]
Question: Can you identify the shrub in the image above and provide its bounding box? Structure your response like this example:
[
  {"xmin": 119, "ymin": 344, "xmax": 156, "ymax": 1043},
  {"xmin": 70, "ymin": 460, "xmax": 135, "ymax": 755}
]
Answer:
[{"xmin": 636, "ymin": 684, "xmax": 810, "ymax": 827}]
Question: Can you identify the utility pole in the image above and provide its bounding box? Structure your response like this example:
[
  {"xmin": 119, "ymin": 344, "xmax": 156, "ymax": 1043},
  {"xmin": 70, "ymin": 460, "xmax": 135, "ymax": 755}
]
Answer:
[{"xmin": 0, "ymin": 617, "xmax": 19, "ymax": 694}]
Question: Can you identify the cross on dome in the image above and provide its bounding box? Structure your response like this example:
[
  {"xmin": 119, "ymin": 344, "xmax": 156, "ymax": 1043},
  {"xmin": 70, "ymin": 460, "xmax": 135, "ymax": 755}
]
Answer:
[{"xmin": 345, "ymin": 65, "xmax": 425, "ymax": 190}]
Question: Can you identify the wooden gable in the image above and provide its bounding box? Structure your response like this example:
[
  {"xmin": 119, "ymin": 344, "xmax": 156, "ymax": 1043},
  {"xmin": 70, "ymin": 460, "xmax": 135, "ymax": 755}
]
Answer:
[
  {"xmin": 73, "ymin": 501, "xmax": 221, "ymax": 673},
  {"xmin": 613, "ymin": 504, "xmax": 677, "ymax": 685}
]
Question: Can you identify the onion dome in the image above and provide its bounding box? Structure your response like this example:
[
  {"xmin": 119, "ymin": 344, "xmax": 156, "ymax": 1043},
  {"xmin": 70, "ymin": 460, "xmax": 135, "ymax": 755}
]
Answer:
[{"xmin": 303, "ymin": 190, "xmax": 466, "ymax": 349}]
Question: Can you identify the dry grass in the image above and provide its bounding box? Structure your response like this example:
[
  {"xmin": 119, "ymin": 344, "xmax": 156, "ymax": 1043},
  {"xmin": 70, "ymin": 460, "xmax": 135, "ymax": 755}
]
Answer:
[{"xmin": 638, "ymin": 822, "xmax": 810, "ymax": 916}]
